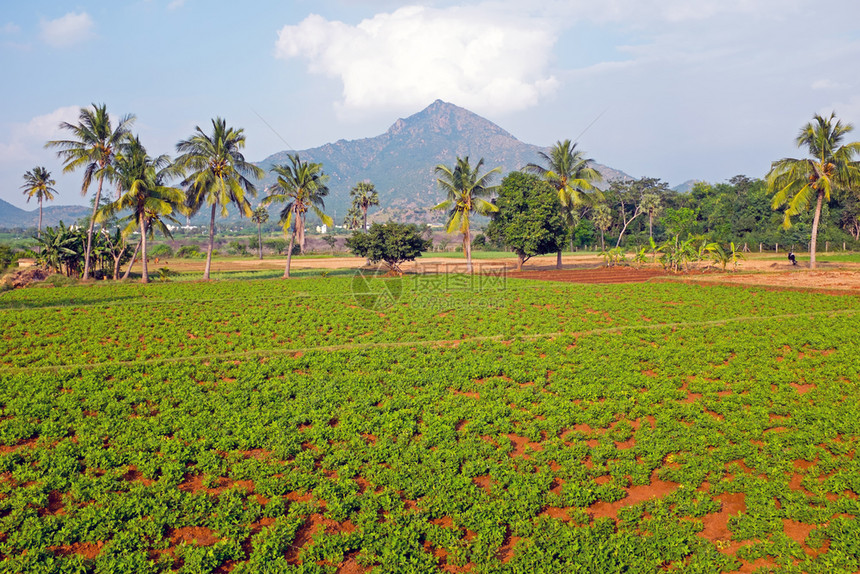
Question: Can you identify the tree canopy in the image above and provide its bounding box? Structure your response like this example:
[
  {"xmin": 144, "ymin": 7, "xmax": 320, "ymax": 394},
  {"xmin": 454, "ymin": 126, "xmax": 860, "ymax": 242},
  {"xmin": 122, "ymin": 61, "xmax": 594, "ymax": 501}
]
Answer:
[{"xmin": 487, "ymin": 172, "xmax": 567, "ymax": 270}]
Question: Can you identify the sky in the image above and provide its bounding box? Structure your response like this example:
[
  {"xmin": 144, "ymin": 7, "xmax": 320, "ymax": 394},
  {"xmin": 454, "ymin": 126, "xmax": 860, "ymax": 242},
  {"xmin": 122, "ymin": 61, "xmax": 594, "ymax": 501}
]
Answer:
[{"xmin": 2, "ymin": 0, "xmax": 860, "ymax": 209}]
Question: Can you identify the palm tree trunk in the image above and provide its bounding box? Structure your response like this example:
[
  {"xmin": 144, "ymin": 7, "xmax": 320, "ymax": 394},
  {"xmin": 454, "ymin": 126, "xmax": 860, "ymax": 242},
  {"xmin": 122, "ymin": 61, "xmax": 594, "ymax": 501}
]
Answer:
[
  {"xmin": 83, "ymin": 176, "xmax": 105, "ymax": 280},
  {"xmin": 38, "ymin": 199, "xmax": 43, "ymax": 240},
  {"xmin": 284, "ymin": 232, "xmax": 295, "ymax": 278},
  {"xmin": 204, "ymin": 204, "xmax": 216, "ymax": 280},
  {"xmin": 556, "ymin": 249, "xmax": 562, "ymax": 269},
  {"xmin": 140, "ymin": 219, "xmax": 149, "ymax": 283},
  {"xmin": 463, "ymin": 227, "xmax": 473, "ymax": 273},
  {"xmin": 122, "ymin": 239, "xmax": 142, "ymax": 280},
  {"xmin": 363, "ymin": 206, "xmax": 368, "ymax": 232},
  {"xmin": 297, "ymin": 216, "xmax": 305, "ymax": 254},
  {"xmin": 809, "ymin": 190, "xmax": 824, "ymax": 269},
  {"xmin": 257, "ymin": 223, "xmax": 263, "ymax": 260},
  {"xmin": 648, "ymin": 213, "xmax": 653, "ymax": 240}
]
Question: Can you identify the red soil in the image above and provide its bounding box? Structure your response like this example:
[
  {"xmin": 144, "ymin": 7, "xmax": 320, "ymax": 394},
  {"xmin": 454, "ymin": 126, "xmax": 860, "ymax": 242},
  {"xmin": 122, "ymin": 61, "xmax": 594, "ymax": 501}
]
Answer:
[
  {"xmin": 170, "ymin": 526, "xmax": 220, "ymax": 546},
  {"xmin": 50, "ymin": 541, "xmax": 104, "ymax": 559},
  {"xmin": 505, "ymin": 267, "xmax": 667, "ymax": 284},
  {"xmin": 588, "ymin": 469, "xmax": 679, "ymax": 521}
]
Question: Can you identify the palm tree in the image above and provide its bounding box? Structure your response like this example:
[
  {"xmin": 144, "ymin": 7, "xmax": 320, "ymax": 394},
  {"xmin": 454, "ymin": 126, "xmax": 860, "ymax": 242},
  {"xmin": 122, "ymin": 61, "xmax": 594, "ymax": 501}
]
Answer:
[
  {"xmin": 434, "ymin": 156, "xmax": 500, "ymax": 273},
  {"xmin": 524, "ymin": 140, "xmax": 603, "ymax": 268},
  {"xmin": 350, "ymin": 181, "xmax": 379, "ymax": 231},
  {"xmin": 344, "ymin": 206, "xmax": 363, "ymax": 230},
  {"xmin": 20, "ymin": 166, "xmax": 57, "ymax": 240},
  {"xmin": 251, "ymin": 205, "xmax": 269, "ymax": 259},
  {"xmin": 175, "ymin": 118, "xmax": 264, "ymax": 280},
  {"xmin": 640, "ymin": 191, "xmax": 662, "ymax": 241},
  {"xmin": 98, "ymin": 137, "xmax": 186, "ymax": 283},
  {"xmin": 593, "ymin": 203, "xmax": 613, "ymax": 251},
  {"xmin": 46, "ymin": 103, "xmax": 135, "ymax": 280},
  {"xmin": 768, "ymin": 113, "xmax": 860, "ymax": 269},
  {"xmin": 263, "ymin": 154, "xmax": 333, "ymax": 278}
]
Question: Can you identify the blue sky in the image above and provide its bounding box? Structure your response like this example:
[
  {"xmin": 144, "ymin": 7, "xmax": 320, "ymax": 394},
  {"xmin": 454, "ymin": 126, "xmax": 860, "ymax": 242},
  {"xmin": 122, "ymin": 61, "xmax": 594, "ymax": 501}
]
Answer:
[{"xmin": 2, "ymin": 0, "xmax": 860, "ymax": 208}]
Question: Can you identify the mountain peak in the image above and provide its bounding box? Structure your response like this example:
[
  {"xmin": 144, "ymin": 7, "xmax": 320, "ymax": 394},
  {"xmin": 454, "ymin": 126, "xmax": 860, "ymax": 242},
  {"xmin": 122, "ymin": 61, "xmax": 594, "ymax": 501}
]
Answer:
[{"xmin": 386, "ymin": 100, "xmax": 516, "ymax": 141}]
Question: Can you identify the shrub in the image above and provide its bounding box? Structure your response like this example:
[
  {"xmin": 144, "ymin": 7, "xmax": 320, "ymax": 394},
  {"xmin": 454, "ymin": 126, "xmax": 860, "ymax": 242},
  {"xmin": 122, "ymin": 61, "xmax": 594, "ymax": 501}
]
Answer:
[
  {"xmin": 176, "ymin": 245, "xmax": 203, "ymax": 258},
  {"xmin": 149, "ymin": 244, "xmax": 174, "ymax": 258}
]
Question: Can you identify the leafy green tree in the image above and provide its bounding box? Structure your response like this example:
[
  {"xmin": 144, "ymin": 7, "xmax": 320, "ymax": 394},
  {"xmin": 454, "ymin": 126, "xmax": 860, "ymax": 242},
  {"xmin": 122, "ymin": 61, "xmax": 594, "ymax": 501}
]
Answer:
[
  {"xmin": 46, "ymin": 103, "xmax": 135, "ymax": 280},
  {"xmin": 97, "ymin": 137, "xmax": 186, "ymax": 283},
  {"xmin": 434, "ymin": 156, "xmax": 500, "ymax": 273},
  {"xmin": 20, "ymin": 166, "xmax": 57, "ymax": 240},
  {"xmin": 322, "ymin": 235, "xmax": 338, "ymax": 254},
  {"xmin": 175, "ymin": 118, "xmax": 264, "ymax": 279},
  {"xmin": 263, "ymin": 154, "xmax": 333, "ymax": 278},
  {"xmin": 524, "ymin": 140, "xmax": 603, "ymax": 268},
  {"xmin": 251, "ymin": 205, "xmax": 269, "ymax": 259},
  {"xmin": 767, "ymin": 112, "xmax": 860, "ymax": 268},
  {"xmin": 350, "ymin": 181, "xmax": 379, "ymax": 231},
  {"xmin": 487, "ymin": 172, "xmax": 567, "ymax": 271},
  {"xmin": 345, "ymin": 222, "xmax": 432, "ymax": 273}
]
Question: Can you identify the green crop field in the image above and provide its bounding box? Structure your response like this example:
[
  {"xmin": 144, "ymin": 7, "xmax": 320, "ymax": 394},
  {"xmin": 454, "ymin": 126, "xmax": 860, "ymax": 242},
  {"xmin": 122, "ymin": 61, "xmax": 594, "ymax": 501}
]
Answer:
[{"xmin": 1, "ymin": 275, "xmax": 858, "ymax": 573}]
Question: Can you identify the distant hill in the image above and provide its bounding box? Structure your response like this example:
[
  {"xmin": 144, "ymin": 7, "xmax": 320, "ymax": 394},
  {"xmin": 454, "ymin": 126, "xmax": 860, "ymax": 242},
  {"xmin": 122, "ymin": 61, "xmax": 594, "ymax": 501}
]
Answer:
[
  {"xmin": 672, "ymin": 180, "xmax": 703, "ymax": 194},
  {"xmin": 0, "ymin": 198, "xmax": 91, "ymax": 230},
  {"xmin": 257, "ymin": 100, "xmax": 631, "ymax": 224},
  {"xmin": 1, "ymin": 101, "xmax": 633, "ymax": 229}
]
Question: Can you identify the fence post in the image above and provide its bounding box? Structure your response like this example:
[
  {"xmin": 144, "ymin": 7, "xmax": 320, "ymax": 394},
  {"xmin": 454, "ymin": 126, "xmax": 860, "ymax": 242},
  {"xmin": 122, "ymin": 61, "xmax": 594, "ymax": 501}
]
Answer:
[
  {"xmin": 775, "ymin": 243, "xmax": 779, "ymax": 254},
  {"xmin": 759, "ymin": 243, "xmax": 762, "ymax": 253},
  {"xmin": 826, "ymin": 241, "xmax": 829, "ymax": 253}
]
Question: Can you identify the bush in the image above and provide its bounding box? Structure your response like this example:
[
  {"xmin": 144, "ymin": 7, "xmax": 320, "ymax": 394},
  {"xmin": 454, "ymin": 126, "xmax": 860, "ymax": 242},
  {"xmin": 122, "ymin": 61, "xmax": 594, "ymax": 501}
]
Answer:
[
  {"xmin": 149, "ymin": 244, "xmax": 174, "ymax": 258},
  {"xmin": 228, "ymin": 240, "xmax": 249, "ymax": 256},
  {"xmin": 265, "ymin": 239, "xmax": 288, "ymax": 255},
  {"xmin": 176, "ymin": 245, "xmax": 203, "ymax": 258}
]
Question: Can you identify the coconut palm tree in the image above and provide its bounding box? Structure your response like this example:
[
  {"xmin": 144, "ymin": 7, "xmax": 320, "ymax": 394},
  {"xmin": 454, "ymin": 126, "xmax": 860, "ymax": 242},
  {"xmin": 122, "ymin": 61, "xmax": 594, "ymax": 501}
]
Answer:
[
  {"xmin": 350, "ymin": 181, "xmax": 379, "ymax": 231},
  {"xmin": 20, "ymin": 166, "xmax": 57, "ymax": 240},
  {"xmin": 768, "ymin": 113, "xmax": 860, "ymax": 269},
  {"xmin": 251, "ymin": 205, "xmax": 269, "ymax": 259},
  {"xmin": 175, "ymin": 118, "xmax": 264, "ymax": 280},
  {"xmin": 524, "ymin": 140, "xmax": 603, "ymax": 268},
  {"xmin": 434, "ymin": 156, "xmax": 500, "ymax": 273},
  {"xmin": 98, "ymin": 136, "xmax": 186, "ymax": 283},
  {"xmin": 46, "ymin": 103, "xmax": 135, "ymax": 279},
  {"xmin": 263, "ymin": 154, "xmax": 333, "ymax": 278}
]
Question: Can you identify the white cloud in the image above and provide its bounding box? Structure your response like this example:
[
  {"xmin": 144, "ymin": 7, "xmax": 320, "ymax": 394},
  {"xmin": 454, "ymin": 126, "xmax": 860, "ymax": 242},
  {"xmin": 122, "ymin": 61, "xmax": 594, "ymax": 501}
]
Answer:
[
  {"xmin": 275, "ymin": 5, "xmax": 559, "ymax": 115},
  {"xmin": 0, "ymin": 106, "xmax": 81, "ymax": 165},
  {"xmin": 2, "ymin": 22, "xmax": 20, "ymax": 34},
  {"xmin": 167, "ymin": 0, "xmax": 187, "ymax": 10},
  {"xmin": 40, "ymin": 12, "xmax": 94, "ymax": 48},
  {"xmin": 811, "ymin": 79, "xmax": 842, "ymax": 91}
]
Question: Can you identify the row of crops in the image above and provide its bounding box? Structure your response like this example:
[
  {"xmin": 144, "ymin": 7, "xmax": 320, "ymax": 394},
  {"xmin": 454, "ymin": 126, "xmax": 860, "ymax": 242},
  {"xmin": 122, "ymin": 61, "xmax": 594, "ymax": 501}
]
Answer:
[{"xmin": 1, "ymin": 275, "xmax": 858, "ymax": 573}]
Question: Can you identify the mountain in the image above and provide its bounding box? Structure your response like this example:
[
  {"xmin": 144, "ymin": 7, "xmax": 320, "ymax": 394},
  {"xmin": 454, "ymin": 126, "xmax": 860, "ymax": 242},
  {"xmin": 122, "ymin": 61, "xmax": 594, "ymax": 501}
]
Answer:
[
  {"xmin": 672, "ymin": 180, "xmax": 703, "ymax": 194},
  {"xmin": 257, "ymin": 100, "xmax": 631, "ymax": 224},
  {"xmin": 0, "ymin": 198, "xmax": 91, "ymax": 230},
  {"xmin": 0, "ymin": 101, "xmax": 632, "ymax": 229}
]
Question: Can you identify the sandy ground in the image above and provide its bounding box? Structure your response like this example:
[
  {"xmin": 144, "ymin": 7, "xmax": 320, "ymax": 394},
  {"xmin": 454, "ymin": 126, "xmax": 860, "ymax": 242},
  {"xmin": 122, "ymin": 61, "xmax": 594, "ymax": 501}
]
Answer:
[{"xmin": 133, "ymin": 253, "xmax": 860, "ymax": 292}]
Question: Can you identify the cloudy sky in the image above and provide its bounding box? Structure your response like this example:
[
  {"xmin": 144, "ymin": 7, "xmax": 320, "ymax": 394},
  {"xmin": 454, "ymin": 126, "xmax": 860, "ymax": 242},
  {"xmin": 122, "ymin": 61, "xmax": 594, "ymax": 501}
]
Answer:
[{"xmin": 2, "ymin": 0, "xmax": 859, "ymax": 208}]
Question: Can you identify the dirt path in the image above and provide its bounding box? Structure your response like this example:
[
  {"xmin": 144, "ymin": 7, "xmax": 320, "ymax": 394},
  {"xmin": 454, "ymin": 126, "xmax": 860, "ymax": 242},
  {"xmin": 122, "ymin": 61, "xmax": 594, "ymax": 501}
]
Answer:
[{"xmin": 126, "ymin": 252, "xmax": 860, "ymax": 291}]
